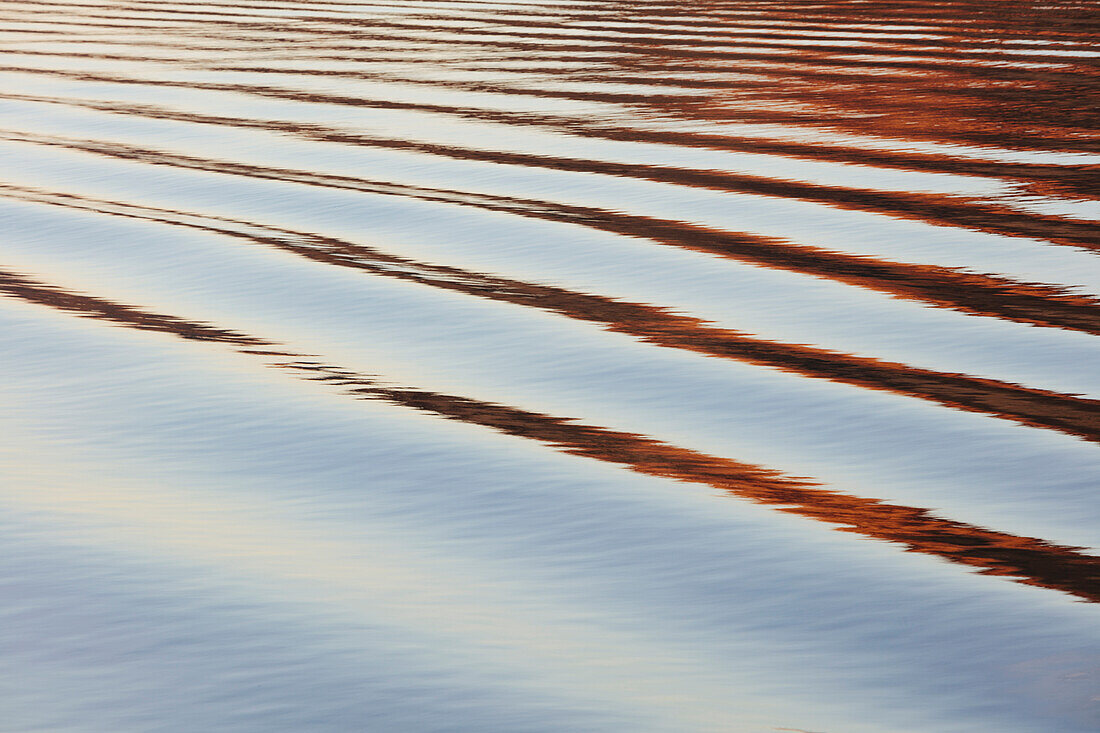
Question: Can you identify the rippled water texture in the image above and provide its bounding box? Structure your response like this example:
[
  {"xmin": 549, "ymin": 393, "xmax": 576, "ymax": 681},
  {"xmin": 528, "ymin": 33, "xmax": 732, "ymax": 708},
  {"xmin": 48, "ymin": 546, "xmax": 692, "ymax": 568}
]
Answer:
[{"xmin": 1, "ymin": 1, "xmax": 1099, "ymax": 731}]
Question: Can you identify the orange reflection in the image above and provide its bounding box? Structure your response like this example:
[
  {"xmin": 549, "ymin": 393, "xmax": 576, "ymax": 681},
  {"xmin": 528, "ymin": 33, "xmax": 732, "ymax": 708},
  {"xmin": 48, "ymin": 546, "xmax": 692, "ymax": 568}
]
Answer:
[
  {"xmin": 0, "ymin": 269, "xmax": 1096, "ymax": 604},
  {"xmin": 5, "ymin": 183, "xmax": 1098, "ymax": 445}
]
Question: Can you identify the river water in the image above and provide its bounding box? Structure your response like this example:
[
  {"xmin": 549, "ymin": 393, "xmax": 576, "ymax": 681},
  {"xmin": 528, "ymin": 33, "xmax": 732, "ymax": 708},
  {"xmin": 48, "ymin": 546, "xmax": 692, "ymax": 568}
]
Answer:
[{"xmin": 0, "ymin": 1, "xmax": 1098, "ymax": 731}]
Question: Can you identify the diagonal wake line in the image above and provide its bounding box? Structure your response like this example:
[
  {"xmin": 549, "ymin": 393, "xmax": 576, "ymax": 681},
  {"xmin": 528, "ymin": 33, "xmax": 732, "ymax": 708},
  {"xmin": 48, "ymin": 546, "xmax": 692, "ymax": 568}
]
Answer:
[
  {"xmin": 2, "ymin": 43, "xmax": 1096, "ymax": 198},
  {"xmin": 0, "ymin": 265, "xmax": 1096, "ymax": 603},
  {"xmin": 3, "ymin": 37, "xmax": 1095, "ymax": 147},
  {"xmin": 0, "ymin": 63, "xmax": 1096, "ymax": 248},
  {"xmin": 3, "ymin": 117, "xmax": 1098, "ymax": 338},
  {"xmin": 2, "ymin": 181, "xmax": 1098, "ymax": 445},
  {"xmin": 11, "ymin": 4, "xmax": 1082, "ymax": 68},
  {"xmin": 4, "ymin": 36, "xmax": 1097, "ymax": 165},
  {"xmin": 5, "ymin": 4, "xmax": 1096, "ymax": 77}
]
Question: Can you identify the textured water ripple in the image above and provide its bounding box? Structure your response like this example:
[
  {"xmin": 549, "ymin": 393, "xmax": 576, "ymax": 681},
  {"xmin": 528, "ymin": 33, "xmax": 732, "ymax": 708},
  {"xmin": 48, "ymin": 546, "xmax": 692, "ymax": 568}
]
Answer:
[{"xmin": 1, "ymin": 2, "xmax": 1098, "ymax": 732}]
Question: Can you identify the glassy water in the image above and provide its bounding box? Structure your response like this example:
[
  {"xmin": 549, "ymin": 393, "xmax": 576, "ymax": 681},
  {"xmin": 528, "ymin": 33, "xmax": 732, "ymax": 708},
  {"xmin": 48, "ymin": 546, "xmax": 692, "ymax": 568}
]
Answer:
[{"xmin": 0, "ymin": 1, "xmax": 1098, "ymax": 731}]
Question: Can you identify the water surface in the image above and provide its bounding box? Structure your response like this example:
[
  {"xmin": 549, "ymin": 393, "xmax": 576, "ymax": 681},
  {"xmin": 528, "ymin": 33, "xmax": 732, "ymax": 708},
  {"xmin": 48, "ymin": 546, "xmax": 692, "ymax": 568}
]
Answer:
[{"xmin": 1, "ymin": 1, "xmax": 1098, "ymax": 731}]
